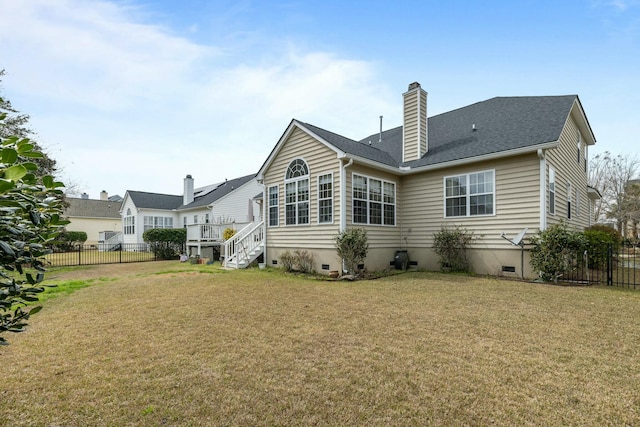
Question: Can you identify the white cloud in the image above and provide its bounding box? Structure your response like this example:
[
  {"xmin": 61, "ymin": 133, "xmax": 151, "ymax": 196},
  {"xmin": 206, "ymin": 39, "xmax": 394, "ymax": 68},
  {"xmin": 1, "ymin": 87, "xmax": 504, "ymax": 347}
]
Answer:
[{"xmin": 0, "ymin": 0, "xmax": 396, "ymax": 198}]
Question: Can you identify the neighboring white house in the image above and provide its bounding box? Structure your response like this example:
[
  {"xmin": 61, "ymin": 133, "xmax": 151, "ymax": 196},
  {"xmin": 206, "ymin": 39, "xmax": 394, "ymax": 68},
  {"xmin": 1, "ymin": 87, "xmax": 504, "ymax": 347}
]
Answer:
[{"xmin": 120, "ymin": 174, "xmax": 261, "ymax": 259}]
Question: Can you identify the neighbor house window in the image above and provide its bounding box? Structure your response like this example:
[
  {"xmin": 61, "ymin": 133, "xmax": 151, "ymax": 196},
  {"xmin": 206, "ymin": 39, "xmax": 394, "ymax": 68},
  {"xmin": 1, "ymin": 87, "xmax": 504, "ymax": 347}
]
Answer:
[
  {"xmin": 352, "ymin": 173, "xmax": 396, "ymax": 225},
  {"xmin": 285, "ymin": 159, "xmax": 309, "ymax": 225},
  {"xmin": 194, "ymin": 214, "xmax": 198, "ymax": 224},
  {"xmin": 444, "ymin": 170, "xmax": 494, "ymax": 217},
  {"xmin": 124, "ymin": 209, "xmax": 135, "ymax": 235},
  {"xmin": 567, "ymin": 182, "xmax": 572, "ymax": 220},
  {"xmin": 549, "ymin": 166, "xmax": 556, "ymax": 215},
  {"xmin": 268, "ymin": 185, "xmax": 279, "ymax": 227},
  {"xmin": 144, "ymin": 216, "xmax": 173, "ymax": 231},
  {"xmin": 205, "ymin": 214, "xmax": 210, "ymax": 224},
  {"xmin": 318, "ymin": 174, "xmax": 333, "ymax": 223},
  {"xmin": 577, "ymin": 133, "xmax": 582, "ymax": 164},
  {"xmin": 183, "ymin": 217, "xmax": 187, "ymax": 228}
]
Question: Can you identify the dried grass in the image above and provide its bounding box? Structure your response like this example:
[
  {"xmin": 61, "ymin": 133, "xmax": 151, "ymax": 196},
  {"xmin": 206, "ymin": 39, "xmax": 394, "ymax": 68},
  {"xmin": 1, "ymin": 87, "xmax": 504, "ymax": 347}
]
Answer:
[{"xmin": 1, "ymin": 262, "xmax": 640, "ymax": 426}]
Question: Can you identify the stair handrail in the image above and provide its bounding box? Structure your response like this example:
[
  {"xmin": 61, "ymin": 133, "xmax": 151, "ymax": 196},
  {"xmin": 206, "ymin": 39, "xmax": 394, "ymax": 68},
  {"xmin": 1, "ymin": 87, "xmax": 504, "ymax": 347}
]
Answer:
[{"xmin": 224, "ymin": 221, "xmax": 264, "ymax": 268}]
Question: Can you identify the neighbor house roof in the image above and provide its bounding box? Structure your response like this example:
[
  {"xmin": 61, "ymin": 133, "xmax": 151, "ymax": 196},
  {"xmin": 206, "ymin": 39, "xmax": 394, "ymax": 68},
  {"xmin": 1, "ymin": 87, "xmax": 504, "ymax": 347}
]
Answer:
[
  {"xmin": 125, "ymin": 191, "xmax": 183, "ymax": 210},
  {"xmin": 64, "ymin": 198, "xmax": 122, "ymax": 219},
  {"xmin": 124, "ymin": 174, "xmax": 256, "ymax": 212},
  {"xmin": 277, "ymin": 95, "xmax": 590, "ymax": 175},
  {"xmin": 177, "ymin": 174, "xmax": 256, "ymax": 210}
]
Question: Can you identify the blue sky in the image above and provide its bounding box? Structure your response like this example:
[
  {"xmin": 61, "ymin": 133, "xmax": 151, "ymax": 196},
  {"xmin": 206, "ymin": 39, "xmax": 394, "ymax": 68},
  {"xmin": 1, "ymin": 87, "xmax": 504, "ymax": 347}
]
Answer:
[{"xmin": 1, "ymin": 0, "xmax": 638, "ymax": 198}]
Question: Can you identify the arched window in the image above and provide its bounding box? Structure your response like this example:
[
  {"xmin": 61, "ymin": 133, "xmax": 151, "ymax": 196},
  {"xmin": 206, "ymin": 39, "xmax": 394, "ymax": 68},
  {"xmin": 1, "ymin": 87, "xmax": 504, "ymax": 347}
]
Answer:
[
  {"xmin": 285, "ymin": 159, "xmax": 309, "ymax": 225},
  {"xmin": 286, "ymin": 158, "xmax": 309, "ymax": 179}
]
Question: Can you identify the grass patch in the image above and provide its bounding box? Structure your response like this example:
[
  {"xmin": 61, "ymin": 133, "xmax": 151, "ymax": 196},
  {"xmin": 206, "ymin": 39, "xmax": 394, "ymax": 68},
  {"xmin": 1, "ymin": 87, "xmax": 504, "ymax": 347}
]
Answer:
[{"xmin": 1, "ymin": 262, "xmax": 640, "ymax": 425}]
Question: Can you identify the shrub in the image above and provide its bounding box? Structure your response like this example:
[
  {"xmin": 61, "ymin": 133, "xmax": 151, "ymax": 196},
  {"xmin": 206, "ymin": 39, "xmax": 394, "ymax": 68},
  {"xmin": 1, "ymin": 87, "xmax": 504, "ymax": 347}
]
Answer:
[
  {"xmin": 53, "ymin": 229, "xmax": 87, "ymax": 251},
  {"xmin": 335, "ymin": 228, "xmax": 368, "ymax": 276},
  {"xmin": 583, "ymin": 226, "xmax": 622, "ymax": 269},
  {"xmin": 223, "ymin": 227, "xmax": 236, "ymax": 241},
  {"xmin": 142, "ymin": 228, "xmax": 186, "ymax": 260},
  {"xmin": 280, "ymin": 251, "xmax": 295, "ymax": 272},
  {"xmin": 529, "ymin": 222, "xmax": 586, "ymax": 282},
  {"xmin": 293, "ymin": 250, "xmax": 315, "ymax": 273},
  {"xmin": 432, "ymin": 226, "xmax": 475, "ymax": 272}
]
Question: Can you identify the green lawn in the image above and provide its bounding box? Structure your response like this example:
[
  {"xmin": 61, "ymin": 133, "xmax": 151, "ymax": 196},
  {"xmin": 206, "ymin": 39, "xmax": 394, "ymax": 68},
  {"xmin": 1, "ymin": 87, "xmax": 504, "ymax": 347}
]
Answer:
[{"xmin": 2, "ymin": 262, "xmax": 640, "ymax": 426}]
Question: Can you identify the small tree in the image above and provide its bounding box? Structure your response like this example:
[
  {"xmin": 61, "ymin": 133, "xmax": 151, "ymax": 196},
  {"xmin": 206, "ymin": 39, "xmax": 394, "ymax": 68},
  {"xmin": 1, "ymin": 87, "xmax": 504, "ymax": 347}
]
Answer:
[
  {"xmin": 529, "ymin": 223, "xmax": 586, "ymax": 282},
  {"xmin": 335, "ymin": 228, "xmax": 368, "ymax": 276},
  {"xmin": 0, "ymin": 123, "xmax": 67, "ymax": 344},
  {"xmin": 223, "ymin": 227, "xmax": 236, "ymax": 241},
  {"xmin": 142, "ymin": 228, "xmax": 186, "ymax": 260},
  {"xmin": 432, "ymin": 226, "xmax": 475, "ymax": 272}
]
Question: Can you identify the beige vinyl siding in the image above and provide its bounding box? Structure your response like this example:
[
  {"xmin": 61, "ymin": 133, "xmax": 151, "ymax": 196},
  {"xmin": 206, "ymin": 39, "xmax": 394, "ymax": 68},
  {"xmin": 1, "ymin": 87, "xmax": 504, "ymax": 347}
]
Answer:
[
  {"xmin": 401, "ymin": 153, "xmax": 541, "ymax": 249},
  {"xmin": 545, "ymin": 114, "xmax": 590, "ymax": 230},
  {"xmin": 263, "ymin": 128, "xmax": 341, "ymax": 249},
  {"xmin": 403, "ymin": 90, "xmax": 418, "ymax": 162},
  {"xmin": 346, "ymin": 164, "xmax": 402, "ymax": 250}
]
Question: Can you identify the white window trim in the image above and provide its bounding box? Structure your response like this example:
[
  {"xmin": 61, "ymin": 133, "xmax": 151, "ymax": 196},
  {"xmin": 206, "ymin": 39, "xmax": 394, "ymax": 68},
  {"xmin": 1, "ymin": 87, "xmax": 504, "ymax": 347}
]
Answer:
[
  {"xmin": 317, "ymin": 173, "xmax": 334, "ymax": 224},
  {"xmin": 443, "ymin": 169, "xmax": 496, "ymax": 218},
  {"xmin": 284, "ymin": 159, "xmax": 310, "ymax": 226},
  {"xmin": 268, "ymin": 185, "xmax": 279, "ymax": 227},
  {"xmin": 351, "ymin": 172, "xmax": 396, "ymax": 226},
  {"xmin": 567, "ymin": 181, "xmax": 572, "ymax": 220},
  {"xmin": 549, "ymin": 166, "xmax": 556, "ymax": 216}
]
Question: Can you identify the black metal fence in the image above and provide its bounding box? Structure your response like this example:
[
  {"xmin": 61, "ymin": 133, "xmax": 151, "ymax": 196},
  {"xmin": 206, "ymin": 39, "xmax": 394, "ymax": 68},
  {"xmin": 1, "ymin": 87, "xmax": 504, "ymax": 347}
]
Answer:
[
  {"xmin": 563, "ymin": 242, "xmax": 640, "ymax": 289},
  {"xmin": 45, "ymin": 243, "xmax": 160, "ymax": 267}
]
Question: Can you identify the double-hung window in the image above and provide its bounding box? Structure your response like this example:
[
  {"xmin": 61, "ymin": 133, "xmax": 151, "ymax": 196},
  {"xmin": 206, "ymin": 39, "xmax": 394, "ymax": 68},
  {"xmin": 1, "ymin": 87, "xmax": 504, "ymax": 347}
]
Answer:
[
  {"xmin": 268, "ymin": 185, "xmax": 279, "ymax": 227},
  {"xmin": 352, "ymin": 174, "xmax": 395, "ymax": 225},
  {"xmin": 285, "ymin": 159, "xmax": 310, "ymax": 225},
  {"xmin": 318, "ymin": 174, "xmax": 333, "ymax": 224},
  {"xmin": 444, "ymin": 170, "xmax": 495, "ymax": 217},
  {"xmin": 144, "ymin": 216, "xmax": 173, "ymax": 231},
  {"xmin": 124, "ymin": 208, "xmax": 135, "ymax": 235}
]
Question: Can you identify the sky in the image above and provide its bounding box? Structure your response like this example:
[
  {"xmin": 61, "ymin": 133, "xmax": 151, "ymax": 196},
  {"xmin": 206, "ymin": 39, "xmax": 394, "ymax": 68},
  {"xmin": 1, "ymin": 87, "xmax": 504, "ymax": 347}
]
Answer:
[{"xmin": 1, "ymin": 0, "xmax": 639, "ymax": 198}]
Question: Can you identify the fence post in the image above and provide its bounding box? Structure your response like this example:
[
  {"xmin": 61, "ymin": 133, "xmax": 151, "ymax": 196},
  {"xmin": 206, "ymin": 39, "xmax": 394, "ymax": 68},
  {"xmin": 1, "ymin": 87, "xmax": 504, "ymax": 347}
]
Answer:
[
  {"xmin": 607, "ymin": 244, "xmax": 613, "ymax": 286},
  {"xmin": 77, "ymin": 244, "xmax": 81, "ymax": 266}
]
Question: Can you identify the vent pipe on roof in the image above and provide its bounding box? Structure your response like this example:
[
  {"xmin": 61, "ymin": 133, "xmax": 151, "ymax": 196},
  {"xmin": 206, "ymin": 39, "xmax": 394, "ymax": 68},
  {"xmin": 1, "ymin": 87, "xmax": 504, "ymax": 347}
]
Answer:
[
  {"xmin": 81, "ymin": 192, "xmax": 89, "ymax": 200},
  {"xmin": 100, "ymin": 190, "xmax": 108, "ymax": 201},
  {"xmin": 379, "ymin": 115, "xmax": 383, "ymax": 143}
]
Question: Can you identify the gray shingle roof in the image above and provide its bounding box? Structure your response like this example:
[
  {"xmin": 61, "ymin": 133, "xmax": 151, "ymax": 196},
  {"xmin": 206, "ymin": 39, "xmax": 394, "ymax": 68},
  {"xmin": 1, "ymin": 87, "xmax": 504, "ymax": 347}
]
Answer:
[
  {"xmin": 303, "ymin": 95, "xmax": 578, "ymax": 169},
  {"xmin": 126, "ymin": 191, "xmax": 183, "ymax": 210},
  {"xmin": 177, "ymin": 174, "xmax": 256, "ymax": 210},
  {"xmin": 64, "ymin": 198, "xmax": 122, "ymax": 219},
  {"xmin": 125, "ymin": 174, "xmax": 256, "ymax": 212}
]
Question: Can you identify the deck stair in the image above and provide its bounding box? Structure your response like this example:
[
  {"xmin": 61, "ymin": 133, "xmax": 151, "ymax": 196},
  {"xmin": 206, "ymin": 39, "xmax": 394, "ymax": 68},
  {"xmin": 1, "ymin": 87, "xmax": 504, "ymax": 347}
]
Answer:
[{"xmin": 223, "ymin": 221, "xmax": 264, "ymax": 269}]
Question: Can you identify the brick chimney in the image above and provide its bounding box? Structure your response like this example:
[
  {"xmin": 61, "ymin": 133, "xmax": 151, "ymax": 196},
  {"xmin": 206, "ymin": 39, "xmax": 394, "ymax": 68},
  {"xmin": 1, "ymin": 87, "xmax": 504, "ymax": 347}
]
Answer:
[
  {"xmin": 100, "ymin": 190, "xmax": 108, "ymax": 201},
  {"xmin": 183, "ymin": 174, "xmax": 194, "ymax": 205},
  {"xmin": 402, "ymin": 82, "xmax": 428, "ymax": 162}
]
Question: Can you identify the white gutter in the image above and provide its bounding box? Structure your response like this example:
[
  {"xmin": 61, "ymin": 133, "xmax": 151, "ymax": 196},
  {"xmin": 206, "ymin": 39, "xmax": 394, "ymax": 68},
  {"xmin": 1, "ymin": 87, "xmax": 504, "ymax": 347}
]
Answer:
[
  {"xmin": 538, "ymin": 149, "xmax": 546, "ymax": 231},
  {"xmin": 339, "ymin": 157, "xmax": 354, "ymax": 232}
]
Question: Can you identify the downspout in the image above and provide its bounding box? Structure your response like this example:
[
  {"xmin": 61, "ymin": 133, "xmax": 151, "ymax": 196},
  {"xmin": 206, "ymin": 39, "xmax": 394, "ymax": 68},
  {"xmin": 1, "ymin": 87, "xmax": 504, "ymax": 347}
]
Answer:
[
  {"xmin": 258, "ymin": 179, "xmax": 266, "ymax": 264},
  {"xmin": 340, "ymin": 157, "xmax": 353, "ymax": 274},
  {"xmin": 538, "ymin": 149, "xmax": 546, "ymax": 231},
  {"xmin": 340, "ymin": 157, "xmax": 354, "ymax": 233}
]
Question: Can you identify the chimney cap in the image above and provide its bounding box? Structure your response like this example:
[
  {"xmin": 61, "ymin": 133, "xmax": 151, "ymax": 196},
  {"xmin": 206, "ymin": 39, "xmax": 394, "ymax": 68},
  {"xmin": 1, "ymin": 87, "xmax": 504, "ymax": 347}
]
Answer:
[
  {"xmin": 186, "ymin": 174, "xmax": 192, "ymax": 179},
  {"xmin": 408, "ymin": 82, "xmax": 421, "ymax": 90}
]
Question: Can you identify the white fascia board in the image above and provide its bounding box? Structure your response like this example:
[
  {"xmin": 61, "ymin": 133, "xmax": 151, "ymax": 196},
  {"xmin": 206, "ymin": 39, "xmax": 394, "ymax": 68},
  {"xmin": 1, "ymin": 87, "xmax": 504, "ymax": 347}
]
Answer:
[
  {"xmin": 570, "ymin": 98, "xmax": 597, "ymax": 146},
  {"xmin": 402, "ymin": 141, "xmax": 559, "ymax": 175},
  {"xmin": 337, "ymin": 153, "xmax": 402, "ymax": 175}
]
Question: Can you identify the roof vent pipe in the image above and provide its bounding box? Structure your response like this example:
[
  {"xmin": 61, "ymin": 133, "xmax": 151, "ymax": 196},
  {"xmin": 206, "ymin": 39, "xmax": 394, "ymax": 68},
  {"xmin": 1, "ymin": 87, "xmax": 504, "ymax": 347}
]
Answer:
[
  {"xmin": 472, "ymin": 124, "xmax": 476, "ymax": 131},
  {"xmin": 379, "ymin": 115, "xmax": 383, "ymax": 143}
]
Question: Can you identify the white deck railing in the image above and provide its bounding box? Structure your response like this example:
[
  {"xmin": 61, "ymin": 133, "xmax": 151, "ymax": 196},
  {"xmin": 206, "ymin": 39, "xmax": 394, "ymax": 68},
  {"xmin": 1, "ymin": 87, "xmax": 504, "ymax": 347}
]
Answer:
[
  {"xmin": 186, "ymin": 224, "xmax": 223, "ymax": 241},
  {"xmin": 224, "ymin": 221, "xmax": 264, "ymax": 269}
]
